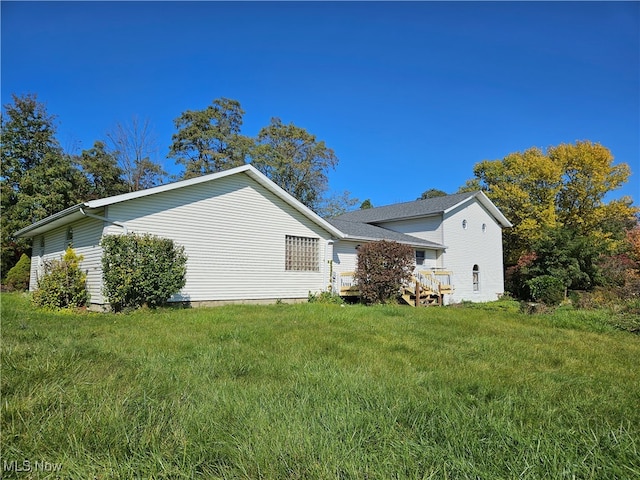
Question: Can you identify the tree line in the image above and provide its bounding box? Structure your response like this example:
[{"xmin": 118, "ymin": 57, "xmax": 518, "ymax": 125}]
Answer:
[{"xmin": 2, "ymin": 93, "xmax": 638, "ymax": 305}]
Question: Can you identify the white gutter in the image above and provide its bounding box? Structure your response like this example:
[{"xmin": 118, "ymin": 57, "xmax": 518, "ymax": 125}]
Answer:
[{"xmin": 79, "ymin": 208, "xmax": 128, "ymax": 234}]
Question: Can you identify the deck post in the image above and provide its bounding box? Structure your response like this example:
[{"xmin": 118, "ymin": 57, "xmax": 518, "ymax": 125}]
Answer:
[{"xmin": 415, "ymin": 280, "xmax": 421, "ymax": 307}]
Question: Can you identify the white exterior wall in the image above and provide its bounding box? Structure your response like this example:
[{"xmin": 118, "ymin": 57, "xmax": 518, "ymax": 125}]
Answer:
[
  {"xmin": 29, "ymin": 227, "xmax": 67, "ymax": 291},
  {"xmin": 332, "ymin": 240, "xmax": 438, "ymax": 273},
  {"xmin": 376, "ymin": 216, "xmax": 444, "ymax": 247},
  {"xmin": 29, "ymin": 217, "xmax": 105, "ymax": 304},
  {"xmin": 104, "ymin": 172, "xmax": 334, "ymax": 303},
  {"xmin": 440, "ymin": 199, "xmax": 506, "ymax": 303},
  {"xmin": 73, "ymin": 216, "xmax": 106, "ymax": 304},
  {"xmin": 332, "ymin": 240, "xmax": 360, "ymax": 273}
]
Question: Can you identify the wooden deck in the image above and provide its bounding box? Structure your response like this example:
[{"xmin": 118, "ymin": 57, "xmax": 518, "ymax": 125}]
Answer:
[{"xmin": 335, "ymin": 270, "xmax": 453, "ymax": 306}]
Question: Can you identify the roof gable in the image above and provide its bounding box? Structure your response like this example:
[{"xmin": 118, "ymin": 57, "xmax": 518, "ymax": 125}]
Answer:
[
  {"xmin": 14, "ymin": 165, "xmax": 344, "ymax": 239},
  {"xmin": 333, "ymin": 191, "xmax": 511, "ymax": 228}
]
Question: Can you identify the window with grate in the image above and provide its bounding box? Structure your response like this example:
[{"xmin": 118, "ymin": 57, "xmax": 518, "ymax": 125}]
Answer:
[{"xmin": 285, "ymin": 235, "xmax": 320, "ymax": 271}]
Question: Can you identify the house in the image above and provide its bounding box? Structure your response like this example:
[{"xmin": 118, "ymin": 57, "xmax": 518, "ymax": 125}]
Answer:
[
  {"xmin": 328, "ymin": 192, "xmax": 512, "ymax": 304},
  {"xmin": 15, "ymin": 164, "xmax": 511, "ymax": 308}
]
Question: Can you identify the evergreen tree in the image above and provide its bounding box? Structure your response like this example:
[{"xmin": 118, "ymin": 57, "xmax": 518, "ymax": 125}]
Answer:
[
  {"xmin": 1, "ymin": 94, "xmax": 84, "ymax": 276},
  {"xmin": 169, "ymin": 98, "xmax": 251, "ymax": 179}
]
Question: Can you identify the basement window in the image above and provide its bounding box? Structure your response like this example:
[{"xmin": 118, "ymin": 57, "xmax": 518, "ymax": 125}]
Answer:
[{"xmin": 285, "ymin": 235, "xmax": 320, "ymax": 272}]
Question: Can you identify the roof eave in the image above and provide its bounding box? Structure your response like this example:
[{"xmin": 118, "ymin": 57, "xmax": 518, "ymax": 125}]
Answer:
[
  {"xmin": 14, "ymin": 203, "xmax": 87, "ymax": 238},
  {"xmin": 342, "ymin": 234, "xmax": 446, "ymax": 250}
]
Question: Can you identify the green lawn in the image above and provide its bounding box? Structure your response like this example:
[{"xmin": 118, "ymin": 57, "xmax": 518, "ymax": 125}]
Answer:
[{"xmin": 2, "ymin": 293, "xmax": 639, "ymax": 479}]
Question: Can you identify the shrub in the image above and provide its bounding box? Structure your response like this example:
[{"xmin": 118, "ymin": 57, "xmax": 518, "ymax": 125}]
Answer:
[
  {"xmin": 101, "ymin": 233, "xmax": 187, "ymax": 312},
  {"xmin": 527, "ymin": 275, "xmax": 565, "ymax": 306},
  {"xmin": 32, "ymin": 248, "xmax": 88, "ymax": 309},
  {"xmin": 308, "ymin": 290, "xmax": 344, "ymax": 304},
  {"xmin": 355, "ymin": 240, "xmax": 414, "ymax": 305},
  {"xmin": 5, "ymin": 253, "xmax": 31, "ymax": 291}
]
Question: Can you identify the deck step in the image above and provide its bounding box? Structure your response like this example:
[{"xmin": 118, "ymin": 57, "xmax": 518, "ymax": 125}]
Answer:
[{"xmin": 401, "ymin": 294, "xmax": 415, "ymax": 306}]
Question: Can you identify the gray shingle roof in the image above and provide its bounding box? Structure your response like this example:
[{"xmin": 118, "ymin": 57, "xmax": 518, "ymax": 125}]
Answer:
[
  {"xmin": 328, "ymin": 219, "xmax": 446, "ymax": 249},
  {"xmin": 332, "ymin": 191, "xmax": 477, "ymax": 223}
]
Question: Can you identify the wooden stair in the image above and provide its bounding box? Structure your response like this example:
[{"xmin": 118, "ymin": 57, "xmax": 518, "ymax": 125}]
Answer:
[
  {"xmin": 400, "ymin": 281, "xmax": 443, "ymax": 307},
  {"xmin": 400, "ymin": 271, "xmax": 453, "ymax": 307}
]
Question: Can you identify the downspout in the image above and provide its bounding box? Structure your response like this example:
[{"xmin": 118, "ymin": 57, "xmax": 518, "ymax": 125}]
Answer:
[
  {"xmin": 326, "ymin": 239, "xmax": 335, "ymax": 293},
  {"xmin": 79, "ymin": 207, "xmax": 128, "ymax": 234}
]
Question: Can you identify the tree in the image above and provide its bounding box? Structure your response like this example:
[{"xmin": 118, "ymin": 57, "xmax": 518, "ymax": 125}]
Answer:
[
  {"xmin": 317, "ymin": 190, "xmax": 359, "ymax": 218},
  {"xmin": 355, "ymin": 240, "xmax": 414, "ymax": 304},
  {"xmin": 1, "ymin": 94, "xmax": 84, "ymax": 276},
  {"xmin": 418, "ymin": 189, "xmax": 447, "ymax": 200},
  {"xmin": 465, "ymin": 141, "xmax": 637, "ymax": 297},
  {"xmin": 466, "ymin": 142, "xmax": 636, "ymax": 266},
  {"xmin": 529, "ymin": 226, "xmax": 602, "ymax": 292},
  {"xmin": 75, "ymin": 141, "xmax": 128, "ymax": 200},
  {"xmin": 549, "ymin": 142, "xmax": 633, "ymax": 234},
  {"xmin": 464, "ymin": 146, "xmax": 563, "ymax": 264},
  {"xmin": 169, "ymin": 98, "xmax": 251, "ymax": 179},
  {"xmin": 252, "ymin": 117, "xmax": 338, "ymax": 211},
  {"xmin": 107, "ymin": 116, "xmax": 166, "ymax": 191},
  {"xmin": 360, "ymin": 199, "xmax": 373, "ymax": 209},
  {"xmin": 5, "ymin": 253, "xmax": 31, "ymax": 291}
]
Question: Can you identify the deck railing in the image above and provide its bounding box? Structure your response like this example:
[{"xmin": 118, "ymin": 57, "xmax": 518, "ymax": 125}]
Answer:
[
  {"xmin": 333, "ymin": 268, "xmax": 453, "ymax": 297},
  {"xmin": 333, "ymin": 271, "xmax": 359, "ymax": 296},
  {"xmin": 416, "ymin": 269, "xmax": 453, "ymax": 294}
]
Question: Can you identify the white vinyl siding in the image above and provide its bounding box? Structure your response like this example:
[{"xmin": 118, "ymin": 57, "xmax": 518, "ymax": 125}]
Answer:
[
  {"xmin": 28, "ymin": 226, "xmax": 67, "ymax": 291},
  {"xmin": 332, "ymin": 240, "xmax": 439, "ymax": 276},
  {"xmin": 29, "ymin": 235, "xmax": 44, "ymax": 292},
  {"xmin": 105, "ymin": 172, "xmax": 333, "ymax": 302},
  {"xmin": 29, "ymin": 217, "xmax": 105, "ymax": 304},
  {"xmin": 442, "ymin": 199, "xmax": 505, "ymax": 303},
  {"xmin": 375, "ymin": 216, "xmax": 443, "ymax": 246},
  {"xmin": 72, "ymin": 217, "xmax": 106, "ymax": 304},
  {"xmin": 332, "ymin": 240, "xmax": 361, "ymax": 273}
]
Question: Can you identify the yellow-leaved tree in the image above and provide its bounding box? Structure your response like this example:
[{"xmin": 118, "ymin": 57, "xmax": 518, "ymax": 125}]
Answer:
[{"xmin": 462, "ymin": 141, "xmax": 637, "ymax": 297}]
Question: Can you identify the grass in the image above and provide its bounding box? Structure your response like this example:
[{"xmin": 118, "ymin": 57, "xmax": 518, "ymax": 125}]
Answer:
[{"xmin": 1, "ymin": 293, "xmax": 639, "ymax": 479}]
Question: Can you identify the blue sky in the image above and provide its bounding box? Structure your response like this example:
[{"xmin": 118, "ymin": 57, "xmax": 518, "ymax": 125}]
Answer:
[{"xmin": 2, "ymin": 1, "xmax": 639, "ymax": 208}]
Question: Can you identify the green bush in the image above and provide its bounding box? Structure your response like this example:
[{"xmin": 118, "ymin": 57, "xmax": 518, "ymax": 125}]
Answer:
[
  {"xmin": 308, "ymin": 290, "xmax": 344, "ymax": 304},
  {"xmin": 101, "ymin": 233, "xmax": 187, "ymax": 312},
  {"xmin": 32, "ymin": 248, "xmax": 88, "ymax": 309},
  {"xmin": 355, "ymin": 240, "xmax": 414, "ymax": 305},
  {"xmin": 527, "ymin": 275, "xmax": 565, "ymax": 306},
  {"xmin": 5, "ymin": 253, "xmax": 31, "ymax": 291}
]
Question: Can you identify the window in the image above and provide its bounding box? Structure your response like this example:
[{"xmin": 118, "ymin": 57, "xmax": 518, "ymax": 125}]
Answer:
[
  {"xmin": 39, "ymin": 237, "xmax": 45, "ymax": 257},
  {"xmin": 66, "ymin": 227, "xmax": 73, "ymax": 247},
  {"xmin": 472, "ymin": 264, "xmax": 480, "ymax": 292},
  {"xmin": 285, "ymin": 235, "xmax": 319, "ymax": 271},
  {"xmin": 415, "ymin": 250, "xmax": 426, "ymax": 265}
]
